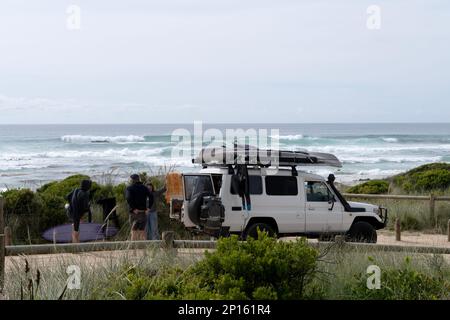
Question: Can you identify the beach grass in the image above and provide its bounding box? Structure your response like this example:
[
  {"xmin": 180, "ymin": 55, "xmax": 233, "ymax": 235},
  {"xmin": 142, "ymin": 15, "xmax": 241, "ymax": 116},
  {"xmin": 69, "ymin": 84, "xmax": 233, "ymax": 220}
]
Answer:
[
  {"xmin": 4, "ymin": 245, "xmax": 203, "ymax": 300},
  {"xmin": 345, "ymin": 197, "xmax": 450, "ymax": 233},
  {"xmin": 3, "ymin": 241, "xmax": 449, "ymax": 300}
]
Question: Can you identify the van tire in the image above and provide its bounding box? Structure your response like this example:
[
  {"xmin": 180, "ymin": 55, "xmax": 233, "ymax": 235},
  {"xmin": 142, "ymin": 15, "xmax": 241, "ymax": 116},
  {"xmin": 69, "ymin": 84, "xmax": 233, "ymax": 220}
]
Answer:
[
  {"xmin": 243, "ymin": 223, "xmax": 276, "ymax": 240},
  {"xmin": 347, "ymin": 221, "xmax": 377, "ymax": 243}
]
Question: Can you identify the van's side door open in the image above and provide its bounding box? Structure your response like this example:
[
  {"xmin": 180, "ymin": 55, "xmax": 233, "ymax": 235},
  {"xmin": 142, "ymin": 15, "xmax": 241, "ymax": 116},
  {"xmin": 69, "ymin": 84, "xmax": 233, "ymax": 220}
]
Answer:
[{"xmin": 304, "ymin": 181, "xmax": 343, "ymax": 233}]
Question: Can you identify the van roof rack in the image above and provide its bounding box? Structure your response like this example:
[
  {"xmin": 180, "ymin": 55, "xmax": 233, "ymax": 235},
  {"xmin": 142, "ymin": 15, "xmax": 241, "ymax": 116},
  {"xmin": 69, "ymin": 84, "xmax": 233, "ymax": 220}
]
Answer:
[{"xmin": 192, "ymin": 145, "xmax": 342, "ymax": 168}]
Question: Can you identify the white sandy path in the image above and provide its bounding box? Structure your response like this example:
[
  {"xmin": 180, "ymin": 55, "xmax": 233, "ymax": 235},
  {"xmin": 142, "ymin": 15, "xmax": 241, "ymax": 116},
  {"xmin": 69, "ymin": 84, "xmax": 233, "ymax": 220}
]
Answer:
[
  {"xmin": 377, "ymin": 230, "xmax": 450, "ymax": 248},
  {"xmin": 4, "ymin": 248, "xmax": 204, "ymax": 273}
]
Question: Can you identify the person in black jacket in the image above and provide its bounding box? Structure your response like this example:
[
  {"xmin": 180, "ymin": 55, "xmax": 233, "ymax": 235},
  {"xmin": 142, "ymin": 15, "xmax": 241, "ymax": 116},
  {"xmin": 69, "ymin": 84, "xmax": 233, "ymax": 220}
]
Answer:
[
  {"xmin": 66, "ymin": 179, "xmax": 92, "ymax": 243},
  {"xmin": 126, "ymin": 174, "xmax": 153, "ymax": 241}
]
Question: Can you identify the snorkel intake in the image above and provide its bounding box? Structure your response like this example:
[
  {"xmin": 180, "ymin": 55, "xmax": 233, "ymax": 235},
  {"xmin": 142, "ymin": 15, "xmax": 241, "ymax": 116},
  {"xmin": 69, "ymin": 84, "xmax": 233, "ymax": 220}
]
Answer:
[{"xmin": 327, "ymin": 174, "xmax": 365, "ymax": 213}]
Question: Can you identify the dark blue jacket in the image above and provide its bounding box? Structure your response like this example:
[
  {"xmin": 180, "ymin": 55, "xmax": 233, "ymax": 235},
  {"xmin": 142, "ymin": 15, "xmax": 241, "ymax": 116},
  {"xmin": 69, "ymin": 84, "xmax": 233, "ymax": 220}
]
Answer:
[{"xmin": 126, "ymin": 182, "xmax": 154, "ymax": 211}]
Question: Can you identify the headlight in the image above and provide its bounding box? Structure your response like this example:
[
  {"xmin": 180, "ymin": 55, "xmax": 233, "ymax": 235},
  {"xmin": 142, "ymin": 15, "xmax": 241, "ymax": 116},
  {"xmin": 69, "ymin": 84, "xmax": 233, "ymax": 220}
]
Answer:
[{"xmin": 373, "ymin": 207, "xmax": 380, "ymax": 215}]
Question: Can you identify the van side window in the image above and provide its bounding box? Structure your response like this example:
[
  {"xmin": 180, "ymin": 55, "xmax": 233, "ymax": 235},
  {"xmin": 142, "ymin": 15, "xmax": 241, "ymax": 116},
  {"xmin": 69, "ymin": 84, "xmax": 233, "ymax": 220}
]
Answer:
[
  {"xmin": 265, "ymin": 176, "xmax": 298, "ymax": 196},
  {"xmin": 305, "ymin": 181, "xmax": 333, "ymax": 202},
  {"xmin": 230, "ymin": 175, "xmax": 263, "ymax": 195}
]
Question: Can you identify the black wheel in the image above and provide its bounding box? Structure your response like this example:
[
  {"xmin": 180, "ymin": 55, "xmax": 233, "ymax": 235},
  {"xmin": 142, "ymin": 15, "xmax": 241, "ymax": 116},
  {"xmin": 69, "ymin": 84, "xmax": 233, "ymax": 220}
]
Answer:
[
  {"xmin": 346, "ymin": 221, "xmax": 377, "ymax": 243},
  {"xmin": 243, "ymin": 222, "xmax": 276, "ymax": 240}
]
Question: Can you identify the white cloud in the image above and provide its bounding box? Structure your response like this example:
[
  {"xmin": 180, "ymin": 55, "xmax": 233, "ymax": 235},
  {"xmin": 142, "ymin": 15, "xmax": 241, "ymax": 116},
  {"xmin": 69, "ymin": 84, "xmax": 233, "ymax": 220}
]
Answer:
[
  {"xmin": 0, "ymin": 94, "xmax": 82, "ymax": 112},
  {"xmin": 0, "ymin": 93, "xmax": 204, "ymax": 123}
]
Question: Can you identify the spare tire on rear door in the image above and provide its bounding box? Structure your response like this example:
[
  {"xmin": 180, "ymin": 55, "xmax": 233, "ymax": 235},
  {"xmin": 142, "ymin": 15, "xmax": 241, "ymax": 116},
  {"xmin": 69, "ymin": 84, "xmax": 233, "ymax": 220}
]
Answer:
[{"xmin": 187, "ymin": 191, "xmax": 213, "ymax": 225}]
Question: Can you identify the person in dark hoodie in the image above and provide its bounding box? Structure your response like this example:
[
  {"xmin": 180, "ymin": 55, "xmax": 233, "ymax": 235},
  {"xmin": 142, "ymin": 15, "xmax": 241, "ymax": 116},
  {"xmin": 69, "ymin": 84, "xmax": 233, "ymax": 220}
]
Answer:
[
  {"xmin": 66, "ymin": 179, "xmax": 92, "ymax": 243},
  {"xmin": 126, "ymin": 174, "xmax": 153, "ymax": 241}
]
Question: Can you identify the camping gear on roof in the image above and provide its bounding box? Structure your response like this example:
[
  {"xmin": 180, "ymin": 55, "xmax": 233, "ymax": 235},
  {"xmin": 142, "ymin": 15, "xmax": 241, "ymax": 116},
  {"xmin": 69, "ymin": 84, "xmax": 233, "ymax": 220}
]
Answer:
[{"xmin": 193, "ymin": 144, "xmax": 342, "ymax": 168}]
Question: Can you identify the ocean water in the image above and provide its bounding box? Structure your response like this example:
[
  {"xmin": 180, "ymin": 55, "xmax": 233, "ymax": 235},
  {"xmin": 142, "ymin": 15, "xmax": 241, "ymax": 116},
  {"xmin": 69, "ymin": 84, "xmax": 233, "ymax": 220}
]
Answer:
[{"xmin": 0, "ymin": 123, "xmax": 449, "ymax": 189}]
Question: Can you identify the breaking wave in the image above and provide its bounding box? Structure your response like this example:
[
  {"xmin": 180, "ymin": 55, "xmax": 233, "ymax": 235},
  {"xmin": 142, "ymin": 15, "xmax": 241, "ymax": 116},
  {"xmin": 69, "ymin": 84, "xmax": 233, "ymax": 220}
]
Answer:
[{"xmin": 61, "ymin": 135, "xmax": 145, "ymax": 144}]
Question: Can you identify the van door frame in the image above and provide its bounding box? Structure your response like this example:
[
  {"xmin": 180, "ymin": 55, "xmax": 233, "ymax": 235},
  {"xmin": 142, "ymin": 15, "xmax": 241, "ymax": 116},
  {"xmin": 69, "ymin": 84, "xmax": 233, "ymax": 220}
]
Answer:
[{"xmin": 303, "ymin": 179, "xmax": 344, "ymax": 234}]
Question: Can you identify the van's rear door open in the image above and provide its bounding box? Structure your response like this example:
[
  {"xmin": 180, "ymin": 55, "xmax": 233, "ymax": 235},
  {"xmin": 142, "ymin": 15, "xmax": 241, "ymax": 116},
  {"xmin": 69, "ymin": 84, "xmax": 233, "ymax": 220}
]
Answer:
[{"xmin": 182, "ymin": 174, "xmax": 216, "ymax": 201}]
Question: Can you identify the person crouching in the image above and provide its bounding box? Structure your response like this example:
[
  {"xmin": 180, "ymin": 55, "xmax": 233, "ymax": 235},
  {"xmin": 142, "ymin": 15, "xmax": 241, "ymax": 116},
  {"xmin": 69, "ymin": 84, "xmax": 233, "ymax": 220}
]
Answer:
[
  {"xmin": 126, "ymin": 174, "xmax": 154, "ymax": 241},
  {"xmin": 66, "ymin": 179, "xmax": 93, "ymax": 243}
]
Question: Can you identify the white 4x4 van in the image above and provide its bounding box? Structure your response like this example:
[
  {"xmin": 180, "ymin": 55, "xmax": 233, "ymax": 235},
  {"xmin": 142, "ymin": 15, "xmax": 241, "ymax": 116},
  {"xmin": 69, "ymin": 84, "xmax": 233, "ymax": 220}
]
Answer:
[{"xmin": 171, "ymin": 146, "xmax": 387, "ymax": 243}]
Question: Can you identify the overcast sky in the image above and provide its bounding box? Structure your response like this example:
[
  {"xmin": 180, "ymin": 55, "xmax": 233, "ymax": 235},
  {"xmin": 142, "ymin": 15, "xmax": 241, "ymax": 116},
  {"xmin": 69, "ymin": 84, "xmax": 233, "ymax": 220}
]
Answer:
[{"xmin": 0, "ymin": 0, "xmax": 449, "ymax": 124}]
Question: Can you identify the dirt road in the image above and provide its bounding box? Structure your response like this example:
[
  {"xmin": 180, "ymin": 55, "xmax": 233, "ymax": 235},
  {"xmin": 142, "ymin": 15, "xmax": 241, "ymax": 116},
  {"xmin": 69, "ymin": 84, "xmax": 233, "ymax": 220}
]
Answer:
[{"xmin": 377, "ymin": 230, "xmax": 450, "ymax": 248}]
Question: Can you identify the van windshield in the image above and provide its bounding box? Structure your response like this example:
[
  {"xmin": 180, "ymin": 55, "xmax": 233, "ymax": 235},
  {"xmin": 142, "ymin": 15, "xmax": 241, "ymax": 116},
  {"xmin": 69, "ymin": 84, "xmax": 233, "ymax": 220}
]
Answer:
[{"xmin": 184, "ymin": 175, "xmax": 214, "ymax": 201}]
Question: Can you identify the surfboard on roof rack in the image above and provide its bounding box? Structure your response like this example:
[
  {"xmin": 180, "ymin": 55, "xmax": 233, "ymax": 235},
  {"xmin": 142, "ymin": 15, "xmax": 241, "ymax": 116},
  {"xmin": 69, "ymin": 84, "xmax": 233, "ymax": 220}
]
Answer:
[{"xmin": 192, "ymin": 144, "xmax": 342, "ymax": 168}]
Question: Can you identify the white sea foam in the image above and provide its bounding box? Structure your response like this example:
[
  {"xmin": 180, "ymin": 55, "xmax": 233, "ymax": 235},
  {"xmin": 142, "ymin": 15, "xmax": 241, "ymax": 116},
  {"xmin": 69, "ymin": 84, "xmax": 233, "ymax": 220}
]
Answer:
[
  {"xmin": 271, "ymin": 134, "xmax": 304, "ymax": 140},
  {"xmin": 1, "ymin": 130, "xmax": 449, "ymax": 187},
  {"xmin": 333, "ymin": 169, "xmax": 405, "ymax": 185},
  {"xmin": 61, "ymin": 135, "xmax": 145, "ymax": 144},
  {"xmin": 305, "ymin": 144, "xmax": 450, "ymax": 154},
  {"xmin": 382, "ymin": 137, "xmax": 399, "ymax": 143},
  {"xmin": 341, "ymin": 156, "xmax": 443, "ymax": 164}
]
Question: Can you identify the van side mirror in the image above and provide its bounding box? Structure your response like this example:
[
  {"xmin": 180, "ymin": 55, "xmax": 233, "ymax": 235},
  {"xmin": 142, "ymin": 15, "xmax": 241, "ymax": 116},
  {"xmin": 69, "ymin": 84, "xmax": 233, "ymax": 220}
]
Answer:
[{"xmin": 328, "ymin": 195, "xmax": 336, "ymax": 211}]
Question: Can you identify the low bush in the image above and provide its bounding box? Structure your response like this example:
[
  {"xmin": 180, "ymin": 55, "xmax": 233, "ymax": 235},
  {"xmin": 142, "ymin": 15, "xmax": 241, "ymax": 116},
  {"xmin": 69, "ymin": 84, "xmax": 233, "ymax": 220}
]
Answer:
[
  {"xmin": 392, "ymin": 163, "xmax": 450, "ymax": 193},
  {"xmin": 38, "ymin": 193, "xmax": 67, "ymax": 232},
  {"xmin": 3, "ymin": 188, "xmax": 42, "ymax": 216},
  {"xmin": 347, "ymin": 180, "xmax": 390, "ymax": 194},
  {"xmin": 2, "ymin": 189, "xmax": 44, "ymax": 243},
  {"xmin": 95, "ymin": 232, "xmax": 320, "ymax": 300},
  {"xmin": 192, "ymin": 232, "xmax": 319, "ymax": 299},
  {"xmin": 113, "ymin": 183, "xmax": 127, "ymax": 203},
  {"xmin": 37, "ymin": 174, "xmax": 101, "ymax": 201},
  {"xmin": 348, "ymin": 257, "xmax": 449, "ymax": 300}
]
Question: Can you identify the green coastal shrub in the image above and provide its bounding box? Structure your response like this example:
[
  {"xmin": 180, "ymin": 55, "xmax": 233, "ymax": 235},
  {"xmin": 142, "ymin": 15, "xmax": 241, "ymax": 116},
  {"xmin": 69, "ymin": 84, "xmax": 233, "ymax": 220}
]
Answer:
[
  {"xmin": 94, "ymin": 232, "xmax": 320, "ymax": 300},
  {"xmin": 192, "ymin": 232, "xmax": 319, "ymax": 299},
  {"xmin": 95, "ymin": 266, "xmax": 215, "ymax": 300},
  {"xmin": 348, "ymin": 257, "xmax": 449, "ymax": 300},
  {"xmin": 3, "ymin": 189, "xmax": 42, "ymax": 216},
  {"xmin": 2, "ymin": 189, "xmax": 44, "ymax": 243},
  {"xmin": 34, "ymin": 175, "xmax": 102, "ymax": 234},
  {"xmin": 113, "ymin": 183, "xmax": 127, "ymax": 203},
  {"xmin": 37, "ymin": 174, "xmax": 101, "ymax": 201},
  {"xmin": 5, "ymin": 175, "xmax": 104, "ymax": 242},
  {"xmin": 38, "ymin": 193, "xmax": 67, "ymax": 231},
  {"xmin": 393, "ymin": 163, "xmax": 450, "ymax": 193},
  {"xmin": 347, "ymin": 180, "xmax": 390, "ymax": 194}
]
